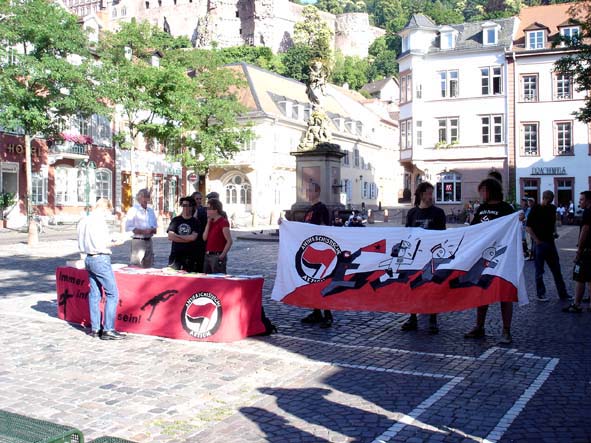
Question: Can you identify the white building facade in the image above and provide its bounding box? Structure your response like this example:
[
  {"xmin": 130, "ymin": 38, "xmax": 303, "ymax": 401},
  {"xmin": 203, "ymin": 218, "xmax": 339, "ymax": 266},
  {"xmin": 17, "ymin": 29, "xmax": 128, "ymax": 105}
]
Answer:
[
  {"xmin": 398, "ymin": 14, "xmax": 517, "ymax": 209},
  {"xmin": 510, "ymin": 3, "xmax": 591, "ymax": 207}
]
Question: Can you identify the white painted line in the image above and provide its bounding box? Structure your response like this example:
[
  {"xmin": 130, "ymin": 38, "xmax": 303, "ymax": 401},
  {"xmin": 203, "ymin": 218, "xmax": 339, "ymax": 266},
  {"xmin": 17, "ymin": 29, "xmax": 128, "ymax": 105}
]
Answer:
[
  {"xmin": 336, "ymin": 362, "xmax": 457, "ymax": 380},
  {"xmin": 482, "ymin": 357, "xmax": 559, "ymax": 443},
  {"xmin": 371, "ymin": 376, "xmax": 464, "ymax": 443}
]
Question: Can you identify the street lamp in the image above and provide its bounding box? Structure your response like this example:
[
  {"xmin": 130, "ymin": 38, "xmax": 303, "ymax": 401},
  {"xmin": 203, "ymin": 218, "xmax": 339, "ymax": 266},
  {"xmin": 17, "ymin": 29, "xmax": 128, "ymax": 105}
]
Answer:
[{"xmin": 79, "ymin": 159, "xmax": 97, "ymax": 215}]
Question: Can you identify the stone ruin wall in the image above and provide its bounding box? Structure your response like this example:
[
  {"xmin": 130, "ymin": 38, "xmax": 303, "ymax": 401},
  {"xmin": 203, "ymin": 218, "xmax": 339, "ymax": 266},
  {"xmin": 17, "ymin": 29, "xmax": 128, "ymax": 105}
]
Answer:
[{"xmin": 103, "ymin": 0, "xmax": 383, "ymax": 56}]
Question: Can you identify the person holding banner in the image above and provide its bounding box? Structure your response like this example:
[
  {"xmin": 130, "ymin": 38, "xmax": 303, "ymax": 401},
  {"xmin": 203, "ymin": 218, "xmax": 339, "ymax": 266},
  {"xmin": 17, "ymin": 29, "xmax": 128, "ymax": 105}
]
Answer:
[
  {"xmin": 464, "ymin": 178, "xmax": 515, "ymax": 345},
  {"xmin": 401, "ymin": 182, "xmax": 446, "ymax": 334},
  {"xmin": 300, "ymin": 182, "xmax": 333, "ymax": 328}
]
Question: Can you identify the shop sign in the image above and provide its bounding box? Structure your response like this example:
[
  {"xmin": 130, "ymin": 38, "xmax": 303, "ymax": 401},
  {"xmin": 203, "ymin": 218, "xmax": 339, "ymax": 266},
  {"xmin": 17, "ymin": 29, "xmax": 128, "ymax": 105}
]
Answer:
[
  {"xmin": 5, "ymin": 143, "xmax": 40, "ymax": 156},
  {"xmin": 531, "ymin": 167, "xmax": 567, "ymax": 176}
]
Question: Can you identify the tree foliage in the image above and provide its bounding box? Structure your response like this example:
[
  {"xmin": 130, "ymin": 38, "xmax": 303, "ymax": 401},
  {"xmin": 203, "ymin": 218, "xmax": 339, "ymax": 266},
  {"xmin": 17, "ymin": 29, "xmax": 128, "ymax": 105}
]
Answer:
[
  {"xmin": 293, "ymin": 5, "xmax": 334, "ymax": 66},
  {"xmin": 554, "ymin": 1, "xmax": 591, "ymax": 123},
  {"xmin": 98, "ymin": 20, "xmax": 252, "ymax": 174},
  {"xmin": 330, "ymin": 51, "xmax": 369, "ymax": 89}
]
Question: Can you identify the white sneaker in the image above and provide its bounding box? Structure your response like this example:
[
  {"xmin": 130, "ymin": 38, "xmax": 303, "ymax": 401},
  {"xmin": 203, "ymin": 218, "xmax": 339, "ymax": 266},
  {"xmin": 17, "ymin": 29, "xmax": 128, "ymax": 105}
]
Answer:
[{"xmin": 536, "ymin": 294, "xmax": 549, "ymax": 302}]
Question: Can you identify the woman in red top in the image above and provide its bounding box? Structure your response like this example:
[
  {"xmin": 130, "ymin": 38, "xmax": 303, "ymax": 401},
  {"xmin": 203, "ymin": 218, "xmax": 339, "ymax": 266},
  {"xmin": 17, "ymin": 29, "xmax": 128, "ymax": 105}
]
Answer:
[{"xmin": 202, "ymin": 199, "xmax": 233, "ymax": 274}]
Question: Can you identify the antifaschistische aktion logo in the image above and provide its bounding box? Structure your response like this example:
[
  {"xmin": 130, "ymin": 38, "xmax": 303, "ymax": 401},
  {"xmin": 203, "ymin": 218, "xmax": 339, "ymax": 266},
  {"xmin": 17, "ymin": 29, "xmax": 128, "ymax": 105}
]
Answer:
[
  {"xmin": 181, "ymin": 292, "xmax": 222, "ymax": 339},
  {"xmin": 295, "ymin": 235, "xmax": 341, "ymax": 283}
]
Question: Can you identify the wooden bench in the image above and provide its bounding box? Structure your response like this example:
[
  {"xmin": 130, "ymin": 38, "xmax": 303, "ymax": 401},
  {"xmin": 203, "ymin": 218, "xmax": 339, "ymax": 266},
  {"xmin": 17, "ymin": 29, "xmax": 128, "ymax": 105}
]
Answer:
[{"xmin": 0, "ymin": 410, "xmax": 84, "ymax": 443}]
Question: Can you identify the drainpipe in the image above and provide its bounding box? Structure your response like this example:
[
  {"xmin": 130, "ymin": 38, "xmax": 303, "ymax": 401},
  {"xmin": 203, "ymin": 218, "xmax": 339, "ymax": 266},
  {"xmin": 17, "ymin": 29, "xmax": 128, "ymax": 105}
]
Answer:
[{"xmin": 509, "ymin": 51, "xmax": 518, "ymax": 201}]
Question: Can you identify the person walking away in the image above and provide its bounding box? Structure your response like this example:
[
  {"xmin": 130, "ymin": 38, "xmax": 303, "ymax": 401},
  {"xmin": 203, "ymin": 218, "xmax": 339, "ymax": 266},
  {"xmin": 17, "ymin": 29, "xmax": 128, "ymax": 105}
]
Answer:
[
  {"xmin": 563, "ymin": 191, "xmax": 591, "ymax": 312},
  {"xmin": 401, "ymin": 182, "xmax": 446, "ymax": 334},
  {"xmin": 567, "ymin": 200, "xmax": 575, "ymax": 225},
  {"xmin": 464, "ymin": 178, "xmax": 515, "ymax": 344},
  {"xmin": 167, "ymin": 197, "xmax": 200, "ymax": 272},
  {"xmin": 191, "ymin": 191, "xmax": 207, "ymax": 272},
  {"xmin": 526, "ymin": 190, "xmax": 570, "ymax": 302},
  {"xmin": 300, "ymin": 183, "xmax": 334, "ymax": 328},
  {"xmin": 77, "ymin": 198, "xmax": 125, "ymax": 340},
  {"xmin": 202, "ymin": 198, "xmax": 232, "ymax": 274},
  {"xmin": 125, "ymin": 188, "xmax": 157, "ymax": 268}
]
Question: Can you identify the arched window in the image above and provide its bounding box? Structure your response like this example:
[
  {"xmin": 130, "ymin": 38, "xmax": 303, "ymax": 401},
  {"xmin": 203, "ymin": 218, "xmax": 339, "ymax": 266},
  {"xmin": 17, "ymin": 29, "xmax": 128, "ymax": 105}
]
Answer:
[
  {"xmin": 95, "ymin": 169, "xmax": 112, "ymax": 200},
  {"xmin": 112, "ymin": 7, "xmax": 117, "ymax": 17},
  {"xmin": 224, "ymin": 174, "xmax": 251, "ymax": 205},
  {"xmin": 121, "ymin": 6, "xmax": 126, "ymax": 16},
  {"xmin": 436, "ymin": 172, "xmax": 462, "ymax": 203}
]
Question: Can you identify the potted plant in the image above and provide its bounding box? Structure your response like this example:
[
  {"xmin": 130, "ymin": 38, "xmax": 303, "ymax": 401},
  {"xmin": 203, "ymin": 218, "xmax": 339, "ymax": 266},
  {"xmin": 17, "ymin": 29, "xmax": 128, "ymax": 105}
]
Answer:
[{"xmin": 0, "ymin": 192, "xmax": 16, "ymax": 228}]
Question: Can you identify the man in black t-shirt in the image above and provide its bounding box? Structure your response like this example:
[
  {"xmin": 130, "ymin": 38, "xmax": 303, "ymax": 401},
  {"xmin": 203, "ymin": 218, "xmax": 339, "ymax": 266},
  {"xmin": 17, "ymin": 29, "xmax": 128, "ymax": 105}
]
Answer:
[
  {"xmin": 526, "ymin": 190, "xmax": 569, "ymax": 301},
  {"xmin": 167, "ymin": 197, "xmax": 200, "ymax": 272},
  {"xmin": 563, "ymin": 191, "xmax": 591, "ymax": 312},
  {"xmin": 300, "ymin": 183, "xmax": 333, "ymax": 328},
  {"xmin": 191, "ymin": 191, "xmax": 207, "ymax": 273},
  {"xmin": 463, "ymin": 178, "xmax": 515, "ymax": 345},
  {"xmin": 401, "ymin": 182, "xmax": 446, "ymax": 334}
]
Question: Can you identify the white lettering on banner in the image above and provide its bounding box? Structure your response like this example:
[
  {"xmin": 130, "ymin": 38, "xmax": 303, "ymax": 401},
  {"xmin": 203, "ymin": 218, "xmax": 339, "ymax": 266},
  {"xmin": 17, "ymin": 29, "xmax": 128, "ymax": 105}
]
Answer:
[{"xmin": 271, "ymin": 213, "xmax": 527, "ymax": 313}]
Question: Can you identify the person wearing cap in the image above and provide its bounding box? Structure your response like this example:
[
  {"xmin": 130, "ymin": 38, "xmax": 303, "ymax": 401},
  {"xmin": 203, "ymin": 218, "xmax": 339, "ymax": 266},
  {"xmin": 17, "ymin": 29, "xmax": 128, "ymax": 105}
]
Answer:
[
  {"xmin": 202, "ymin": 198, "xmax": 232, "ymax": 273},
  {"xmin": 125, "ymin": 188, "xmax": 158, "ymax": 268}
]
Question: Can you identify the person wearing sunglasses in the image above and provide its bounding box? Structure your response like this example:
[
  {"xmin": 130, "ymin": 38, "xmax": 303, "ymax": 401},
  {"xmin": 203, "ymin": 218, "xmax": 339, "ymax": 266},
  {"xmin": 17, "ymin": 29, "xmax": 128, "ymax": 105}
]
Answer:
[{"xmin": 166, "ymin": 197, "xmax": 200, "ymax": 272}]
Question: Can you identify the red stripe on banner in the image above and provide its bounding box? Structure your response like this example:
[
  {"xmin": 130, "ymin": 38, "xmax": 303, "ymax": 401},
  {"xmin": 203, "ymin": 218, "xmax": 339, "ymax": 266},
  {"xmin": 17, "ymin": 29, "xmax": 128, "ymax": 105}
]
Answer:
[{"xmin": 282, "ymin": 270, "xmax": 518, "ymax": 314}]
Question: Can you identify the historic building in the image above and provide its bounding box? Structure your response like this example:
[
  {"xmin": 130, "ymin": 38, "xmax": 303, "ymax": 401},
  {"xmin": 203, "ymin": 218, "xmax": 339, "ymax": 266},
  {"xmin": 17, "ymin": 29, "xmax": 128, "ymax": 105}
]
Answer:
[
  {"xmin": 71, "ymin": 0, "xmax": 384, "ymax": 58},
  {"xmin": 397, "ymin": 14, "xmax": 517, "ymax": 209},
  {"xmin": 509, "ymin": 3, "xmax": 591, "ymax": 206},
  {"xmin": 200, "ymin": 62, "xmax": 401, "ymax": 227}
]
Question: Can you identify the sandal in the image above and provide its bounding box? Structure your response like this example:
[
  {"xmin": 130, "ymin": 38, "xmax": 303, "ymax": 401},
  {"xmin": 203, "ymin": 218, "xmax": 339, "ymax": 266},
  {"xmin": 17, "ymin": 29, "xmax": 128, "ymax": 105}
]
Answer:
[{"xmin": 562, "ymin": 304, "xmax": 582, "ymax": 313}]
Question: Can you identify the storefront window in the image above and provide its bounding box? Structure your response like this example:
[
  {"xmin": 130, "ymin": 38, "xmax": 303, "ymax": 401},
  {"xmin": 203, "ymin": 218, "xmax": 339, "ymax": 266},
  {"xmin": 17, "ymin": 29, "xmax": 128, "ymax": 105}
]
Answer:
[
  {"xmin": 95, "ymin": 169, "xmax": 112, "ymax": 200},
  {"xmin": 436, "ymin": 172, "xmax": 462, "ymax": 203}
]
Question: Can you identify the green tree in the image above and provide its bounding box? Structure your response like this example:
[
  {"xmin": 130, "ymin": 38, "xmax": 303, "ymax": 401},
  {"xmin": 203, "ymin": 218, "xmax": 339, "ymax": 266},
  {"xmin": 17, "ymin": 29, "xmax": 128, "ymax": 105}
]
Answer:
[
  {"xmin": 554, "ymin": 1, "xmax": 591, "ymax": 123},
  {"xmin": 315, "ymin": 0, "xmax": 344, "ymax": 14},
  {"xmin": 293, "ymin": 5, "xmax": 334, "ymax": 66},
  {"xmin": 281, "ymin": 44, "xmax": 313, "ymax": 82},
  {"xmin": 330, "ymin": 52, "xmax": 369, "ymax": 89},
  {"xmin": 0, "ymin": 0, "xmax": 106, "ymax": 223},
  {"xmin": 99, "ymin": 20, "xmax": 252, "ymax": 179},
  {"xmin": 367, "ymin": 36, "xmax": 399, "ymax": 80}
]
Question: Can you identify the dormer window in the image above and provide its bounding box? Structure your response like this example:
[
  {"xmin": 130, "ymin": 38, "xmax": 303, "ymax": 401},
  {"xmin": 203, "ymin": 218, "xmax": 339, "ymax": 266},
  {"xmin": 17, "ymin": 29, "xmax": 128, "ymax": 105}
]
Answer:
[
  {"xmin": 560, "ymin": 26, "xmax": 580, "ymax": 45},
  {"xmin": 439, "ymin": 26, "xmax": 457, "ymax": 50},
  {"xmin": 277, "ymin": 100, "xmax": 292, "ymax": 117},
  {"xmin": 527, "ymin": 30, "xmax": 546, "ymax": 49},
  {"xmin": 482, "ymin": 22, "xmax": 499, "ymax": 46}
]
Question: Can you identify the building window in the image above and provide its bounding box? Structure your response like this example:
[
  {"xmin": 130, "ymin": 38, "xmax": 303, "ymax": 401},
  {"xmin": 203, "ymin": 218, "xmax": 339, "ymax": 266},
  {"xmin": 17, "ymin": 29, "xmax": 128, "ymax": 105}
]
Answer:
[
  {"xmin": 555, "ymin": 74, "xmax": 572, "ymax": 100},
  {"xmin": 481, "ymin": 115, "xmax": 503, "ymax": 144},
  {"xmin": 343, "ymin": 150, "xmax": 350, "ymax": 166},
  {"xmin": 112, "ymin": 7, "xmax": 116, "ymax": 17},
  {"xmin": 522, "ymin": 178, "xmax": 540, "ymax": 202},
  {"xmin": 224, "ymin": 174, "xmax": 251, "ymax": 205},
  {"xmin": 555, "ymin": 121, "xmax": 573, "ymax": 155},
  {"xmin": 437, "ymin": 117, "xmax": 459, "ymax": 144},
  {"xmin": 343, "ymin": 179, "xmax": 352, "ymax": 202},
  {"xmin": 527, "ymin": 30, "xmax": 545, "ymax": 49},
  {"xmin": 402, "ymin": 35, "xmax": 409, "ymax": 52},
  {"xmin": 400, "ymin": 120, "xmax": 412, "ymax": 150},
  {"xmin": 441, "ymin": 32, "xmax": 454, "ymax": 50},
  {"xmin": 436, "ymin": 172, "xmax": 462, "ymax": 203},
  {"xmin": 121, "ymin": 6, "xmax": 126, "ymax": 15},
  {"xmin": 481, "ymin": 66, "xmax": 502, "ymax": 95},
  {"xmin": 522, "ymin": 123, "xmax": 539, "ymax": 156},
  {"xmin": 521, "ymin": 75, "xmax": 537, "ymax": 101},
  {"xmin": 484, "ymin": 28, "xmax": 497, "ymax": 45},
  {"xmin": 400, "ymin": 73, "xmax": 412, "ymax": 103},
  {"xmin": 416, "ymin": 121, "xmax": 422, "ymax": 146},
  {"xmin": 400, "ymin": 76, "xmax": 406, "ymax": 102},
  {"xmin": 438, "ymin": 70, "xmax": 459, "ymax": 98},
  {"xmin": 362, "ymin": 181, "xmax": 368, "ymax": 199},
  {"xmin": 560, "ymin": 26, "xmax": 579, "ymax": 45},
  {"xmin": 31, "ymin": 172, "xmax": 47, "ymax": 205},
  {"xmin": 95, "ymin": 169, "xmax": 112, "ymax": 200},
  {"xmin": 354, "ymin": 148, "xmax": 359, "ymax": 167},
  {"xmin": 416, "ymin": 84, "xmax": 422, "ymax": 99}
]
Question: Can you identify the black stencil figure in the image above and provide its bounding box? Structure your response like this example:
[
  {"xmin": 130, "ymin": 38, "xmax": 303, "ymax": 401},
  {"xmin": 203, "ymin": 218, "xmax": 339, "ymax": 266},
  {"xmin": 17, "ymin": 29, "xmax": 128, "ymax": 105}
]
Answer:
[
  {"xmin": 321, "ymin": 249, "xmax": 365, "ymax": 296},
  {"xmin": 449, "ymin": 245, "xmax": 508, "ymax": 289},
  {"xmin": 140, "ymin": 289, "xmax": 178, "ymax": 321},
  {"xmin": 371, "ymin": 240, "xmax": 421, "ymax": 290},
  {"xmin": 409, "ymin": 237, "xmax": 464, "ymax": 289},
  {"xmin": 58, "ymin": 288, "xmax": 74, "ymax": 319}
]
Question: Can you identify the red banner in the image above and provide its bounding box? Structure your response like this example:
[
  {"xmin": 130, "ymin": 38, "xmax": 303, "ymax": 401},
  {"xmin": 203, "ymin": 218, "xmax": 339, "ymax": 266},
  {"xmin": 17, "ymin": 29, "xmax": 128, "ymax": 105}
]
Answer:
[{"xmin": 56, "ymin": 267, "xmax": 266, "ymax": 342}]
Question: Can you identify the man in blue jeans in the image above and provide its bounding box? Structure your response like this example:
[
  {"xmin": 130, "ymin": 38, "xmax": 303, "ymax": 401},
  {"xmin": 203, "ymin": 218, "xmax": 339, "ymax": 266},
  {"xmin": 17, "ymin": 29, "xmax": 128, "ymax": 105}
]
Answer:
[
  {"xmin": 526, "ymin": 190, "xmax": 570, "ymax": 302},
  {"xmin": 77, "ymin": 198, "xmax": 126, "ymax": 340}
]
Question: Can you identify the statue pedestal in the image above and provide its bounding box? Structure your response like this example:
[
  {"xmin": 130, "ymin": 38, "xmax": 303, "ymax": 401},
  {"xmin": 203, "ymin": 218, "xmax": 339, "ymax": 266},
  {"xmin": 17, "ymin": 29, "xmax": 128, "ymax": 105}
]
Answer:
[{"xmin": 287, "ymin": 143, "xmax": 345, "ymax": 222}]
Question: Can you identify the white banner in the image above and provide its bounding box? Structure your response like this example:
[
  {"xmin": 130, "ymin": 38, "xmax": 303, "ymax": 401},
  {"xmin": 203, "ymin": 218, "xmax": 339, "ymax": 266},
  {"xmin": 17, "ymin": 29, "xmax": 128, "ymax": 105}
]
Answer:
[{"xmin": 271, "ymin": 213, "xmax": 527, "ymax": 313}]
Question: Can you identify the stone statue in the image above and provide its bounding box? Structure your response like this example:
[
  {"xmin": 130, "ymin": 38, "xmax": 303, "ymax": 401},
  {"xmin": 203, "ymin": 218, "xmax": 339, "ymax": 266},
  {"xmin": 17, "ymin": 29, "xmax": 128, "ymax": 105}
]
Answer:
[
  {"xmin": 306, "ymin": 60, "xmax": 327, "ymax": 107},
  {"xmin": 298, "ymin": 110, "xmax": 331, "ymax": 151}
]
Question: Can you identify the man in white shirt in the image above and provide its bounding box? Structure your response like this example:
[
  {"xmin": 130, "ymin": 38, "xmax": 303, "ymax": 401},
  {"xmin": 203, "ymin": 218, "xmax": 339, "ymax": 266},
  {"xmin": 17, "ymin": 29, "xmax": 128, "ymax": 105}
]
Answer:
[
  {"xmin": 77, "ymin": 198, "xmax": 125, "ymax": 340},
  {"xmin": 125, "ymin": 188, "xmax": 158, "ymax": 268}
]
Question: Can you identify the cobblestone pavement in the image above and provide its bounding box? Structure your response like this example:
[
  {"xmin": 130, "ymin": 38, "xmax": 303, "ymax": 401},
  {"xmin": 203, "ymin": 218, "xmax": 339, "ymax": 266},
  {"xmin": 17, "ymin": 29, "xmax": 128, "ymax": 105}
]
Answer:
[{"xmin": 0, "ymin": 223, "xmax": 590, "ymax": 442}]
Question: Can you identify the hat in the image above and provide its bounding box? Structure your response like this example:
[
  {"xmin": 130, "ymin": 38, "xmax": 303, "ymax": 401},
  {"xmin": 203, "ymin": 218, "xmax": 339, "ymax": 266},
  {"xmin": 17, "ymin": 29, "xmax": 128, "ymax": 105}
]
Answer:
[{"xmin": 206, "ymin": 192, "xmax": 219, "ymax": 199}]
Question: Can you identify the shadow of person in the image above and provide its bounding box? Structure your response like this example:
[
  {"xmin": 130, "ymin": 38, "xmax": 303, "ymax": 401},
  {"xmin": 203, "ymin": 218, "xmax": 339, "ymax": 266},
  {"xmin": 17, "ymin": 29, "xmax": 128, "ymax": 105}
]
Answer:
[
  {"xmin": 31, "ymin": 299, "xmax": 59, "ymax": 318},
  {"xmin": 239, "ymin": 406, "xmax": 329, "ymax": 442},
  {"xmin": 258, "ymin": 387, "xmax": 390, "ymax": 442}
]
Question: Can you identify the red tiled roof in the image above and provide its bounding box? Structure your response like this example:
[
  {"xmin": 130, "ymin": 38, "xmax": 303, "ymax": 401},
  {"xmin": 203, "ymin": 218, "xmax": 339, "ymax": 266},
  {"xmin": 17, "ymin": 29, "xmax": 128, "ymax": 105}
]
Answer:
[{"xmin": 514, "ymin": 3, "xmax": 581, "ymax": 50}]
